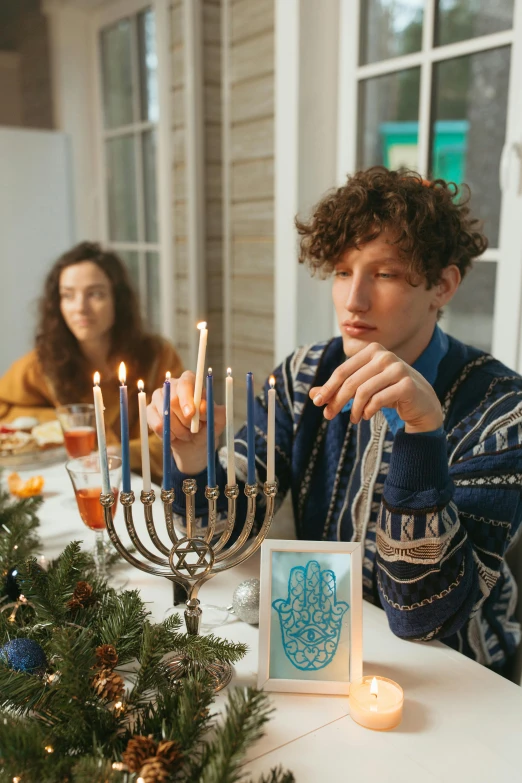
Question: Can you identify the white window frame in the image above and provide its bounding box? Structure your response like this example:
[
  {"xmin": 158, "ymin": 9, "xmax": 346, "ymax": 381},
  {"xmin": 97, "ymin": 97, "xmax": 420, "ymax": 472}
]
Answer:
[
  {"xmin": 338, "ymin": 0, "xmax": 522, "ymax": 370},
  {"xmin": 91, "ymin": 0, "xmax": 174, "ymax": 340}
]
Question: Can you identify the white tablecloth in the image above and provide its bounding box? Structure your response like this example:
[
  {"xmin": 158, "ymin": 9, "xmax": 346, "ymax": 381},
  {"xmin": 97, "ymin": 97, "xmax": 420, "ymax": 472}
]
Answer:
[{"xmin": 15, "ymin": 461, "xmax": 522, "ymax": 783}]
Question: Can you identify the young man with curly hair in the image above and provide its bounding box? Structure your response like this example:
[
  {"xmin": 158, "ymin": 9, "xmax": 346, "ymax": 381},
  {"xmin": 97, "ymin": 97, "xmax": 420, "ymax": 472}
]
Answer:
[{"xmin": 148, "ymin": 167, "xmax": 522, "ymax": 676}]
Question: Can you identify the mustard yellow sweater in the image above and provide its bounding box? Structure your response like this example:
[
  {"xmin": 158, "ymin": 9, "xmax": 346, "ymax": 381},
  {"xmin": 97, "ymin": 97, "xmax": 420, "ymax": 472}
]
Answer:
[{"xmin": 0, "ymin": 341, "xmax": 183, "ymax": 484}]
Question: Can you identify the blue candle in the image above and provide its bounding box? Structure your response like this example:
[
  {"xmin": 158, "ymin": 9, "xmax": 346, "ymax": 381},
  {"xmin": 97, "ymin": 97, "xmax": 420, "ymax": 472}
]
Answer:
[
  {"xmin": 119, "ymin": 362, "xmax": 131, "ymax": 492},
  {"xmin": 163, "ymin": 372, "xmax": 171, "ymax": 490},
  {"xmin": 246, "ymin": 371, "xmax": 256, "ymax": 484},
  {"xmin": 206, "ymin": 368, "xmax": 216, "ymax": 486}
]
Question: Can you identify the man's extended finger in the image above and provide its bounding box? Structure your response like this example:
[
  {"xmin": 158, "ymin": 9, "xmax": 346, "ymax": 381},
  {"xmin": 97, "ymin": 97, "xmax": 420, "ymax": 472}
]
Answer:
[{"xmin": 176, "ymin": 371, "xmax": 197, "ymax": 419}]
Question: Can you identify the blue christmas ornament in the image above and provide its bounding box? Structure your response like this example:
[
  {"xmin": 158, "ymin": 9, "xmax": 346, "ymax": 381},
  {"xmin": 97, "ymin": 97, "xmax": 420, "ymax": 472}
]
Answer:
[{"xmin": 0, "ymin": 638, "xmax": 47, "ymax": 675}]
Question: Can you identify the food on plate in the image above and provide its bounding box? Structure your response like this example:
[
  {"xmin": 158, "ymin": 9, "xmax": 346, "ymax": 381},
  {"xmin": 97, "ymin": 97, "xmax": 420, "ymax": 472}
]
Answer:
[
  {"xmin": 9, "ymin": 416, "xmax": 40, "ymax": 432},
  {"xmin": 7, "ymin": 472, "xmax": 45, "ymax": 498},
  {"xmin": 0, "ymin": 431, "xmax": 34, "ymax": 454},
  {"xmin": 31, "ymin": 420, "xmax": 64, "ymax": 449}
]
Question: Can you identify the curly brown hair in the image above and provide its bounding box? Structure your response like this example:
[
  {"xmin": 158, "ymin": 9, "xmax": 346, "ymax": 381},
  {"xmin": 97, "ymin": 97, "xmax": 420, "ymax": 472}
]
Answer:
[
  {"xmin": 296, "ymin": 166, "xmax": 488, "ymax": 287},
  {"xmin": 36, "ymin": 241, "xmax": 156, "ymax": 402}
]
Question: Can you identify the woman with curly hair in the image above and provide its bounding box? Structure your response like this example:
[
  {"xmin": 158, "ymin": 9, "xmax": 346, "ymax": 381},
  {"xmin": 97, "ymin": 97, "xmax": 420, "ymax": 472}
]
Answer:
[
  {"xmin": 0, "ymin": 241, "xmax": 182, "ymax": 483},
  {"xmin": 148, "ymin": 167, "xmax": 522, "ymax": 677}
]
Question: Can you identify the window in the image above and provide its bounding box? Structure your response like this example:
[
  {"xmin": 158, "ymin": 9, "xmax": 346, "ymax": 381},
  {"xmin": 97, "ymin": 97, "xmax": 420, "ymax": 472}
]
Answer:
[
  {"xmin": 98, "ymin": 6, "xmax": 161, "ymax": 332},
  {"xmin": 339, "ymin": 0, "xmax": 522, "ymax": 368}
]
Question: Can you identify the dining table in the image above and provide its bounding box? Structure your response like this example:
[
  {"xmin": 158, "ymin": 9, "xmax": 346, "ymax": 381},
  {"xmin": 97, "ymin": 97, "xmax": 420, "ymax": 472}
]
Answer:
[{"xmin": 11, "ymin": 459, "xmax": 522, "ymax": 783}]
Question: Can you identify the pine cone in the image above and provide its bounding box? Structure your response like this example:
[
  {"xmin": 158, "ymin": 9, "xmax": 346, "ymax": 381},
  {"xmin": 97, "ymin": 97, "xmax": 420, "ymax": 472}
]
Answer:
[
  {"xmin": 91, "ymin": 667, "xmax": 125, "ymax": 702},
  {"xmin": 95, "ymin": 643, "xmax": 118, "ymax": 668},
  {"xmin": 139, "ymin": 757, "xmax": 170, "ymax": 783},
  {"xmin": 122, "ymin": 735, "xmax": 157, "ymax": 772},
  {"xmin": 67, "ymin": 581, "xmax": 94, "ymax": 610},
  {"xmin": 157, "ymin": 739, "xmax": 182, "ymax": 767}
]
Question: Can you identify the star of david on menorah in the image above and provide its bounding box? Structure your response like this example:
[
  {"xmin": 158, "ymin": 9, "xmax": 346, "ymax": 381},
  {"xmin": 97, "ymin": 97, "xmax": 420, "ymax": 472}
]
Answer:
[{"xmin": 100, "ymin": 477, "xmax": 277, "ymax": 690}]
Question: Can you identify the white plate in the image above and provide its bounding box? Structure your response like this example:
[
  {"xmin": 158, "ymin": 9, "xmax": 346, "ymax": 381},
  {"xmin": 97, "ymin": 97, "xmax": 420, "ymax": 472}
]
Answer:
[{"xmin": 0, "ymin": 446, "xmax": 67, "ymax": 470}]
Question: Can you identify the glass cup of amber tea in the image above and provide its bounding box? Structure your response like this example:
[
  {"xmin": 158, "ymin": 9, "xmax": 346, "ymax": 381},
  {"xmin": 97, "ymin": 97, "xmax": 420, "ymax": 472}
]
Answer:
[
  {"xmin": 66, "ymin": 454, "xmax": 121, "ymax": 576},
  {"xmin": 56, "ymin": 403, "xmax": 96, "ymax": 458}
]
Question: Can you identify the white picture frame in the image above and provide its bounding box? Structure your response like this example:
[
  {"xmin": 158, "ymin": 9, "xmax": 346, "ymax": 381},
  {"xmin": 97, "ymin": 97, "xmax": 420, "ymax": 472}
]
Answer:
[{"xmin": 258, "ymin": 539, "xmax": 363, "ymax": 695}]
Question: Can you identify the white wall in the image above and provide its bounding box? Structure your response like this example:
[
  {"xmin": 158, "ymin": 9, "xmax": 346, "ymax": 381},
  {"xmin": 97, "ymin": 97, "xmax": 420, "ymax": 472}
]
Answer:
[{"xmin": 0, "ymin": 128, "xmax": 74, "ymax": 373}]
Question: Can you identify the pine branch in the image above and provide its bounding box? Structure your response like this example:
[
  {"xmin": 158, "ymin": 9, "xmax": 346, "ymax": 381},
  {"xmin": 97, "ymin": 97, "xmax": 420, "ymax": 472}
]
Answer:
[
  {"xmin": 167, "ymin": 632, "xmax": 248, "ymax": 665},
  {"xmin": 94, "ymin": 589, "xmax": 150, "ymax": 664},
  {"xmin": 185, "ymin": 688, "xmax": 273, "ymax": 783},
  {"xmin": 254, "ymin": 768, "xmax": 296, "ymax": 783}
]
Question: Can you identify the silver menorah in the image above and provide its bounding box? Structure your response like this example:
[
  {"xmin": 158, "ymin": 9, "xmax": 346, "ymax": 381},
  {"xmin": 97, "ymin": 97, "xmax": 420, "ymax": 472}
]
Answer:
[{"xmin": 100, "ymin": 478, "xmax": 277, "ymax": 690}]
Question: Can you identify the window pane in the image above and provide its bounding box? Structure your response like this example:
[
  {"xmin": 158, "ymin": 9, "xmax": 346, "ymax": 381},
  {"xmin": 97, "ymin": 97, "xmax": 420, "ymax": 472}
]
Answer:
[
  {"xmin": 440, "ymin": 261, "xmax": 496, "ymax": 353},
  {"xmin": 358, "ymin": 68, "xmax": 420, "ymax": 169},
  {"xmin": 436, "ymin": 0, "xmax": 514, "ymax": 47},
  {"xmin": 100, "ymin": 19, "xmax": 134, "ymax": 129},
  {"xmin": 106, "ymin": 135, "xmax": 138, "ymax": 242},
  {"xmin": 431, "ymin": 46, "xmax": 510, "ymax": 247},
  {"xmin": 138, "ymin": 8, "xmax": 159, "ymax": 122},
  {"xmin": 142, "ymin": 130, "xmax": 158, "ymax": 242},
  {"xmin": 360, "ymin": 0, "xmax": 424, "ymax": 65},
  {"xmin": 118, "ymin": 249, "xmax": 141, "ymax": 297},
  {"xmin": 146, "ymin": 252, "xmax": 161, "ymax": 333}
]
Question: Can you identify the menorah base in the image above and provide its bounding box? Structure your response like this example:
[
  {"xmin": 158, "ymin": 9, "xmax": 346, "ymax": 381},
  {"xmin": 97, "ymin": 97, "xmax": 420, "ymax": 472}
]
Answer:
[{"xmin": 166, "ymin": 654, "xmax": 233, "ymax": 692}]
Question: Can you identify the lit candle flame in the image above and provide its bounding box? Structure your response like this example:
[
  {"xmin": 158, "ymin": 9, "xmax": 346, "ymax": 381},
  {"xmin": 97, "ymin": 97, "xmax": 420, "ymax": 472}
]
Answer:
[
  {"xmin": 45, "ymin": 745, "xmax": 54, "ymax": 754},
  {"xmin": 208, "ymin": 367, "xmax": 213, "ymax": 376},
  {"xmin": 118, "ymin": 362, "xmax": 126, "ymax": 385},
  {"xmin": 166, "ymin": 371, "xmax": 171, "ymax": 381},
  {"xmin": 138, "ymin": 379, "xmax": 144, "ymax": 392},
  {"xmin": 370, "ymin": 677, "xmax": 379, "ymax": 697},
  {"xmin": 227, "ymin": 367, "xmax": 232, "ymax": 377},
  {"xmin": 269, "ymin": 375, "xmax": 275, "ymax": 389},
  {"xmin": 197, "ymin": 321, "xmax": 207, "ymax": 330},
  {"xmin": 94, "ymin": 371, "xmax": 100, "ymax": 386}
]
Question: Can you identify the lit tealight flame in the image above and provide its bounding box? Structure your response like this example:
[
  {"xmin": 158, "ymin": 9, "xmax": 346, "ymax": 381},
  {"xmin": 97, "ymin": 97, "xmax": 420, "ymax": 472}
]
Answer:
[
  {"xmin": 166, "ymin": 371, "xmax": 171, "ymax": 381},
  {"xmin": 94, "ymin": 371, "xmax": 100, "ymax": 386},
  {"xmin": 227, "ymin": 367, "xmax": 232, "ymax": 377},
  {"xmin": 138, "ymin": 379, "xmax": 144, "ymax": 392},
  {"xmin": 197, "ymin": 321, "xmax": 207, "ymax": 330},
  {"xmin": 370, "ymin": 677, "xmax": 379, "ymax": 698},
  {"xmin": 269, "ymin": 375, "xmax": 275, "ymax": 389},
  {"xmin": 119, "ymin": 362, "xmax": 126, "ymax": 385}
]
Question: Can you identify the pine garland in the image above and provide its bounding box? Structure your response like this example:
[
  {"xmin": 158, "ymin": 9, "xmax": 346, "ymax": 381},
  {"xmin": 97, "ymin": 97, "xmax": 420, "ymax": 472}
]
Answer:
[{"xmin": 0, "ymin": 507, "xmax": 294, "ymax": 783}]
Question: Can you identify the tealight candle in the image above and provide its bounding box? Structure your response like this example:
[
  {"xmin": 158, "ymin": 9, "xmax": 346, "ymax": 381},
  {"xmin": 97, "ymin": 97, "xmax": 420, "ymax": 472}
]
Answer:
[{"xmin": 349, "ymin": 675, "xmax": 403, "ymax": 731}]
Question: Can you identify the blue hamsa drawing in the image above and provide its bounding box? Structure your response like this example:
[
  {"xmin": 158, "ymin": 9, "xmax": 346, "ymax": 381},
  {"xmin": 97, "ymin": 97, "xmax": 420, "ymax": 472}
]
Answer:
[{"xmin": 272, "ymin": 559, "xmax": 349, "ymax": 671}]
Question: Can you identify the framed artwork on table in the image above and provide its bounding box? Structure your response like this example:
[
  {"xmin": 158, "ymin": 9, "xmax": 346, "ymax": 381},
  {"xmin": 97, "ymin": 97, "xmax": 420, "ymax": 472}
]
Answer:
[{"xmin": 258, "ymin": 540, "xmax": 363, "ymax": 695}]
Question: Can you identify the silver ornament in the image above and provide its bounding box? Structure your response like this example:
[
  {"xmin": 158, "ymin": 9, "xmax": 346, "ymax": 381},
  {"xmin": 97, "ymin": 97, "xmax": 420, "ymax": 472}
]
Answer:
[{"xmin": 231, "ymin": 578, "xmax": 260, "ymax": 625}]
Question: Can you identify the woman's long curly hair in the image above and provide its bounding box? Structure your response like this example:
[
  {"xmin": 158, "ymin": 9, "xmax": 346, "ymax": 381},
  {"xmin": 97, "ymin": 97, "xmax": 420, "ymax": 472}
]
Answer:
[
  {"xmin": 296, "ymin": 166, "xmax": 488, "ymax": 286},
  {"xmin": 36, "ymin": 242, "xmax": 155, "ymax": 402}
]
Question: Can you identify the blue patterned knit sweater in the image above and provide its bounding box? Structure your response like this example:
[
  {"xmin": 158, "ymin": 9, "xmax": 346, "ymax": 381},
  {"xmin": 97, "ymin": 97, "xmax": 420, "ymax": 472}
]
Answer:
[{"xmin": 172, "ymin": 334, "xmax": 522, "ymax": 670}]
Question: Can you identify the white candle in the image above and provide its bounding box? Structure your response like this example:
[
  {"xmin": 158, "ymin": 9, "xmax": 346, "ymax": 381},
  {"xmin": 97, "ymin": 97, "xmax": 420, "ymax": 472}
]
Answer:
[
  {"xmin": 137, "ymin": 380, "xmax": 152, "ymax": 492},
  {"xmin": 267, "ymin": 375, "xmax": 275, "ymax": 483},
  {"xmin": 191, "ymin": 321, "xmax": 208, "ymax": 434},
  {"xmin": 225, "ymin": 368, "xmax": 236, "ymax": 485},
  {"xmin": 349, "ymin": 676, "xmax": 404, "ymax": 730},
  {"xmin": 93, "ymin": 372, "xmax": 111, "ymax": 495}
]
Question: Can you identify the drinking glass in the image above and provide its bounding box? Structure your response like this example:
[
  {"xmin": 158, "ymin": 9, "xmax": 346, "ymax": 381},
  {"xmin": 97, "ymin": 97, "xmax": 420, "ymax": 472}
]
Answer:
[
  {"xmin": 56, "ymin": 404, "xmax": 97, "ymax": 458},
  {"xmin": 66, "ymin": 454, "xmax": 122, "ymax": 576}
]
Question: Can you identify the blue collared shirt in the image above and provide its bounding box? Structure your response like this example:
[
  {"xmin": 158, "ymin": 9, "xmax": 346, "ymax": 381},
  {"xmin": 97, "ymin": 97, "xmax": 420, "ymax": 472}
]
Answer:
[{"xmin": 341, "ymin": 325, "xmax": 449, "ymax": 434}]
